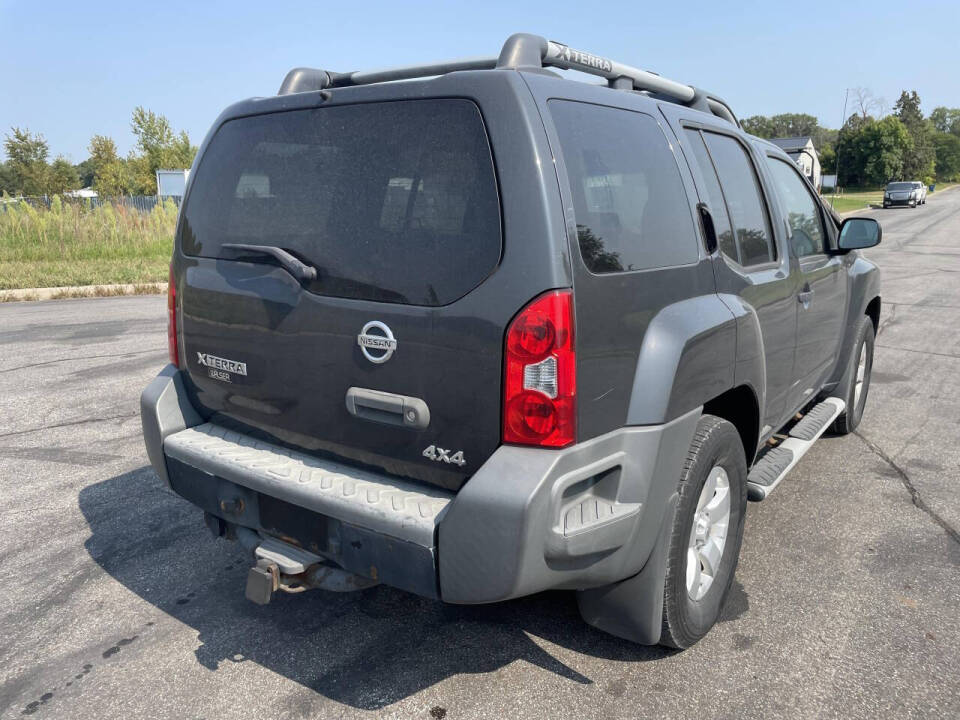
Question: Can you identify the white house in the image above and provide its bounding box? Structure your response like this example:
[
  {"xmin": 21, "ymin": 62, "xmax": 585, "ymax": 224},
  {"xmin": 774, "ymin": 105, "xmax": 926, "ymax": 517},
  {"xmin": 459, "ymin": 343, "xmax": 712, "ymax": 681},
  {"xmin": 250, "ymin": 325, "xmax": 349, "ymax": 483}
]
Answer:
[{"xmin": 769, "ymin": 137, "xmax": 821, "ymax": 190}]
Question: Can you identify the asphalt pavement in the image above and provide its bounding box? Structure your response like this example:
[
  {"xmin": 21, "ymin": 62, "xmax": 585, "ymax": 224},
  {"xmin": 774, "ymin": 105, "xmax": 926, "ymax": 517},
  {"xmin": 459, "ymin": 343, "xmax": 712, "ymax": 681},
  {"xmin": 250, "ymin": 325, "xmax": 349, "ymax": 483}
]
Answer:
[{"xmin": 1, "ymin": 189, "xmax": 959, "ymax": 719}]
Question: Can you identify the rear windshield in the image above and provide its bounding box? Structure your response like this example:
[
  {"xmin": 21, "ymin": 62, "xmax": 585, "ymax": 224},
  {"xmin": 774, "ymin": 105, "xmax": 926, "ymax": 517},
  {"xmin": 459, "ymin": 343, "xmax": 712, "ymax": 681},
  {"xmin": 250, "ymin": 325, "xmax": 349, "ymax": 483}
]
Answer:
[
  {"xmin": 887, "ymin": 182, "xmax": 914, "ymax": 191},
  {"xmin": 180, "ymin": 99, "xmax": 501, "ymax": 306}
]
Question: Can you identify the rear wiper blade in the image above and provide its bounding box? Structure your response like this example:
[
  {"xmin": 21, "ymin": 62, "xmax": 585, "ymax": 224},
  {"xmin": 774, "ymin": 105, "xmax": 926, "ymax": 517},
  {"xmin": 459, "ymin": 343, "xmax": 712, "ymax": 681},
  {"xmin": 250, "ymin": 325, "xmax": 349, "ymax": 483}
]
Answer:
[{"xmin": 220, "ymin": 243, "xmax": 318, "ymax": 283}]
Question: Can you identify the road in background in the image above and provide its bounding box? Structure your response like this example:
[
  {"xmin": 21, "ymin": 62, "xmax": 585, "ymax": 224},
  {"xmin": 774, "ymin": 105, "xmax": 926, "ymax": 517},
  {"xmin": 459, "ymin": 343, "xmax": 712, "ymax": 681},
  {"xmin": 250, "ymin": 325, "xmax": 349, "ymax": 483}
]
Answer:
[{"xmin": 1, "ymin": 190, "xmax": 959, "ymax": 719}]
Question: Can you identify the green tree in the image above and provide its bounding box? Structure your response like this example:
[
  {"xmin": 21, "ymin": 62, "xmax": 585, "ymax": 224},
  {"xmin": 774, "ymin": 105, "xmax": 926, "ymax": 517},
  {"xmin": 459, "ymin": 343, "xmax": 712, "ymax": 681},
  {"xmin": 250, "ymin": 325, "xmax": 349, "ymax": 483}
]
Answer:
[
  {"xmin": 932, "ymin": 131, "xmax": 960, "ymax": 181},
  {"xmin": 128, "ymin": 107, "xmax": 197, "ymax": 194},
  {"xmin": 741, "ymin": 115, "xmax": 775, "ymax": 138},
  {"xmin": 75, "ymin": 157, "xmax": 96, "ymax": 188},
  {"xmin": 895, "ymin": 91, "xmax": 935, "ymax": 180},
  {"xmin": 836, "ymin": 115, "xmax": 912, "ymax": 187},
  {"xmin": 929, "ymin": 107, "xmax": 960, "ymax": 137},
  {"xmin": 860, "ymin": 116, "xmax": 912, "ymax": 185},
  {"xmin": 3, "ymin": 127, "xmax": 50, "ymax": 195},
  {"xmin": 819, "ymin": 143, "xmax": 837, "ymax": 174},
  {"xmin": 741, "ymin": 113, "xmax": 820, "ymax": 140},
  {"xmin": 0, "ymin": 161, "xmax": 15, "ymax": 195},
  {"xmin": 770, "ymin": 113, "xmax": 819, "ymax": 138},
  {"xmin": 48, "ymin": 156, "xmax": 79, "ymax": 194},
  {"xmin": 89, "ymin": 134, "xmax": 131, "ymax": 197}
]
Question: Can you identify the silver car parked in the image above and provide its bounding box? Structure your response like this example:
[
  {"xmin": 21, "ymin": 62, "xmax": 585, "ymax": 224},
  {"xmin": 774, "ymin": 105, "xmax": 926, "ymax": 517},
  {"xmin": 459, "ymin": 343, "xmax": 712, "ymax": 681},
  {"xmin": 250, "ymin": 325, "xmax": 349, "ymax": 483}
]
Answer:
[{"xmin": 911, "ymin": 181, "xmax": 928, "ymax": 204}]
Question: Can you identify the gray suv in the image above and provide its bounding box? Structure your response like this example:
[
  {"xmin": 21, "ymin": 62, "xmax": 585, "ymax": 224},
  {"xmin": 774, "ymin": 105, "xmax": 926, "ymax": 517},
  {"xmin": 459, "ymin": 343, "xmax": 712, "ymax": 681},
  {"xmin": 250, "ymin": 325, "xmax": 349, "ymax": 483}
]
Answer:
[{"xmin": 141, "ymin": 33, "xmax": 882, "ymax": 648}]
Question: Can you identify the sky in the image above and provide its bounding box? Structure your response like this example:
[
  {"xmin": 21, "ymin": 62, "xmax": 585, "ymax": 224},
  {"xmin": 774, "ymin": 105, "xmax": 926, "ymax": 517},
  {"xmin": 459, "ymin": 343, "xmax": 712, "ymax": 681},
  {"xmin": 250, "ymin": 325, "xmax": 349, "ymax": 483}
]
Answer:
[{"xmin": 2, "ymin": 0, "xmax": 959, "ymax": 163}]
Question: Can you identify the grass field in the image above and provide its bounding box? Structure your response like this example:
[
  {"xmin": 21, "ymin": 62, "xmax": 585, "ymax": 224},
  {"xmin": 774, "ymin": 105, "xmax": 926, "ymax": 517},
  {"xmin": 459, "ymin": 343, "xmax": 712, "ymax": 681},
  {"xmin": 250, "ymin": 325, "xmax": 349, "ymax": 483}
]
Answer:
[
  {"xmin": 822, "ymin": 183, "xmax": 957, "ymax": 214},
  {"xmin": 0, "ymin": 197, "xmax": 174, "ymax": 290},
  {"xmin": 821, "ymin": 189, "xmax": 885, "ymax": 213}
]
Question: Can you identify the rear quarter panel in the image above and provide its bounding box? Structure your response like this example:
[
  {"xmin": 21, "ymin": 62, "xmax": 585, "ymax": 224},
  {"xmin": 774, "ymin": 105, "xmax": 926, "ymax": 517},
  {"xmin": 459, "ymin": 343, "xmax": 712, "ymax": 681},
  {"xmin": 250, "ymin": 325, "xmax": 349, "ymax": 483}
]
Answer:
[{"xmin": 523, "ymin": 73, "xmax": 737, "ymax": 435}]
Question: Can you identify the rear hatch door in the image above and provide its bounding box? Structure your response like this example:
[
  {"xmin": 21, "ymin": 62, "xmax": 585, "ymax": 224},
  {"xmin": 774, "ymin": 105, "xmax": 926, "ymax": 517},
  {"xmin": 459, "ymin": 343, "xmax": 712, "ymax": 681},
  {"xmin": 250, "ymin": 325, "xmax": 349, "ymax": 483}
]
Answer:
[{"xmin": 175, "ymin": 88, "xmax": 565, "ymax": 490}]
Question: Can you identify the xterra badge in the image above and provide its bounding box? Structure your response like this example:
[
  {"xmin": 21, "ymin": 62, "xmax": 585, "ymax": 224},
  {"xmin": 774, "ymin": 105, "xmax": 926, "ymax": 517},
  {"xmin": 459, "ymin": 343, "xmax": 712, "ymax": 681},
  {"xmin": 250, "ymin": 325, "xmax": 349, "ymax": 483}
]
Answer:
[
  {"xmin": 196, "ymin": 352, "xmax": 247, "ymax": 381},
  {"xmin": 357, "ymin": 321, "xmax": 397, "ymax": 364}
]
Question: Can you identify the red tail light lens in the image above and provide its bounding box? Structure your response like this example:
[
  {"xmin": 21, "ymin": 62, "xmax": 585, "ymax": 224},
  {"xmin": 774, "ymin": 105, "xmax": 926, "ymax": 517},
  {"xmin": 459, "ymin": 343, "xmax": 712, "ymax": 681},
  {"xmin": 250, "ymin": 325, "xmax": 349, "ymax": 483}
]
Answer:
[
  {"xmin": 503, "ymin": 290, "xmax": 575, "ymax": 447},
  {"xmin": 167, "ymin": 263, "xmax": 179, "ymax": 367}
]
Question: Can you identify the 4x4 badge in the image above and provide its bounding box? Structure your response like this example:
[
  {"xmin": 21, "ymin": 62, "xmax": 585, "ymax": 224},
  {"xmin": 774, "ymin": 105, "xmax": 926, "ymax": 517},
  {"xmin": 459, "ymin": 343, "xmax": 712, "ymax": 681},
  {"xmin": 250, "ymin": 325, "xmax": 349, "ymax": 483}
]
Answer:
[{"xmin": 357, "ymin": 321, "xmax": 397, "ymax": 364}]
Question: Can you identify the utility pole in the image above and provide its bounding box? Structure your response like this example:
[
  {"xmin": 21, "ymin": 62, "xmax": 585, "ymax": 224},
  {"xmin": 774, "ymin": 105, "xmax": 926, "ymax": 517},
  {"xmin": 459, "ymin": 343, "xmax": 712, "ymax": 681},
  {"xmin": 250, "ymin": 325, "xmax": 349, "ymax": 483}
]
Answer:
[{"xmin": 831, "ymin": 88, "xmax": 850, "ymax": 209}]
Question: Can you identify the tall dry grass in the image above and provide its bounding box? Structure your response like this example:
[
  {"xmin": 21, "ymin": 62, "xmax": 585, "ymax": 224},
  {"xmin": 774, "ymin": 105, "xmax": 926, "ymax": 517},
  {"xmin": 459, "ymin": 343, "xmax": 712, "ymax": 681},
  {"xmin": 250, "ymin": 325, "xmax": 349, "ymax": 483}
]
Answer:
[{"xmin": 0, "ymin": 196, "xmax": 176, "ymax": 289}]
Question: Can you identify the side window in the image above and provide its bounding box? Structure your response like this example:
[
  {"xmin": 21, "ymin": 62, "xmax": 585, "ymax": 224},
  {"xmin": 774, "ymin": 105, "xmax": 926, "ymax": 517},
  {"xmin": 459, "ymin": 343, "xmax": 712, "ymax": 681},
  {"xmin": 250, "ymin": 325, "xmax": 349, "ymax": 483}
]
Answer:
[
  {"xmin": 702, "ymin": 132, "xmax": 776, "ymax": 266},
  {"xmin": 682, "ymin": 128, "xmax": 738, "ymax": 262},
  {"xmin": 549, "ymin": 100, "xmax": 698, "ymax": 273},
  {"xmin": 765, "ymin": 157, "xmax": 825, "ymax": 257}
]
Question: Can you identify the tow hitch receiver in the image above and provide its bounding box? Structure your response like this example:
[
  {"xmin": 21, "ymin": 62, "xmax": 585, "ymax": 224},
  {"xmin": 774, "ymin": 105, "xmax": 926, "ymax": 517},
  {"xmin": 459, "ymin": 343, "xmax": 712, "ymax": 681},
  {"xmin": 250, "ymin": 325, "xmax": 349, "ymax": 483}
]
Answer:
[
  {"xmin": 243, "ymin": 535, "xmax": 379, "ymax": 605},
  {"xmin": 246, "ymin": 559, "xmax": 280, "ymax": 605}
]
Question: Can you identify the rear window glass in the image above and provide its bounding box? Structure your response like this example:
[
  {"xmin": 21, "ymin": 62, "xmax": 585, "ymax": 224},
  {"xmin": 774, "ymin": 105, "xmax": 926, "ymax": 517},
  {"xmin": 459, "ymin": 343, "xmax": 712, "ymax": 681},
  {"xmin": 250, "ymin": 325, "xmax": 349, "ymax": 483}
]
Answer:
[
  {"xmin": 180, "ymin": 99, "xmax": 501, "ymax": 306},
  {"xmin": 701, "ymin": 132, "xmax": 775, "ymax": 266},
  {"xmin": 548, "ymin": 100, "xmax": 697, "ymax": 274}
]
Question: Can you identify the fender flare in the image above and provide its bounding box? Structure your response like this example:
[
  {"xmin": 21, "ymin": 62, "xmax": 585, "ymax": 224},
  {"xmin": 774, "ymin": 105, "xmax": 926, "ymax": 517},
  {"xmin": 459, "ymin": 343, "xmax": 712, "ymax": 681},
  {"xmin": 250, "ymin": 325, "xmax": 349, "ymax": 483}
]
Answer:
[{"xmin": 626, "ymin": 294, "xmax": 747, "ymax": 425}]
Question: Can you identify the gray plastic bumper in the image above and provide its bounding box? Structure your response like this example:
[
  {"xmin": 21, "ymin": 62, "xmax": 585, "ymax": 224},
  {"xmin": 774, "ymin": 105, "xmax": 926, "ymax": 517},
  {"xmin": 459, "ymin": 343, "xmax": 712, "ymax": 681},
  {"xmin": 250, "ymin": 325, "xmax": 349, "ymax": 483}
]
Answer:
[
  {"xmin": 140, "ymin": 364, "xmax": 203, "ymax": 487},
  {"xmin": 439, "ymin": 407, "xmax": 700, "ymax": 603},
  {"xmin": 163, "ymin": 422, "xmax": 453, "ymax": 547},
  {"xmin": 140, "ymin": 366, "xmax": 700, "ymax": 604}
]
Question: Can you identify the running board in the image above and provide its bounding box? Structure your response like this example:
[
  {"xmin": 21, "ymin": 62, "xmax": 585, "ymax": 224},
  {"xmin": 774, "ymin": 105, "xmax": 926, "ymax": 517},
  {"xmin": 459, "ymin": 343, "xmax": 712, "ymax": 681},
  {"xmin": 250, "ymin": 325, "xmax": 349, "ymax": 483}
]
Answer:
[{"xmin": 747, "ymin": 398, "xmax": 845, "ymax": 501}]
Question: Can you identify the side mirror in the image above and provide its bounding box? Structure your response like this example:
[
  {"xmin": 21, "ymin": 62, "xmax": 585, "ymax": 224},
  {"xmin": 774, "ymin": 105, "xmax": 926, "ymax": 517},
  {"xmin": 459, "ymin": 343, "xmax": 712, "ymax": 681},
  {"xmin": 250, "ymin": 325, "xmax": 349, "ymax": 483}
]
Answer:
[{"xmin": 838, "ymin": 217, "xmax": 881, "ymax": 251}]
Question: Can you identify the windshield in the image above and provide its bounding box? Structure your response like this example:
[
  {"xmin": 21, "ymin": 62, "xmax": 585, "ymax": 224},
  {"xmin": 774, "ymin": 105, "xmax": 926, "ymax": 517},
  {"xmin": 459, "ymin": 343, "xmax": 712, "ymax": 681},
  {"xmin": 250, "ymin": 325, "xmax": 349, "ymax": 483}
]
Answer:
[
  {"xmin": 180, "ymin": 99, "xmax": 502, "ymax": 306},
  {"xmin": 887, "ymin": 182, "xmax": 914, "ymax": 191}
]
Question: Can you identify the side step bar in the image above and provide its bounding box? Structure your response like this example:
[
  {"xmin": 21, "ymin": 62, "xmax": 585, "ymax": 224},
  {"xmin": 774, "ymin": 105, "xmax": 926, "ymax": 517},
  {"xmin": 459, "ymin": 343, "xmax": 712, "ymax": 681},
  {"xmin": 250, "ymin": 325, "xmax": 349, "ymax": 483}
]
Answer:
[{"xmin": 747, "ymin": 398, "xmax": 845, "ymax": 501}]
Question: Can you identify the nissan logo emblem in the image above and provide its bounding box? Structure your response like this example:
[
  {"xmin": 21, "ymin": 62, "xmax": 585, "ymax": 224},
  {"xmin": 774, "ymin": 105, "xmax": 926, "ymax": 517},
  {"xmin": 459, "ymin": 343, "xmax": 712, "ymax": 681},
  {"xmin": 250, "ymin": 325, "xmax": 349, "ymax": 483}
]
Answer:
[{"xmin": 357, "ymin": 321, "xmax": 397, "ymax": 364}]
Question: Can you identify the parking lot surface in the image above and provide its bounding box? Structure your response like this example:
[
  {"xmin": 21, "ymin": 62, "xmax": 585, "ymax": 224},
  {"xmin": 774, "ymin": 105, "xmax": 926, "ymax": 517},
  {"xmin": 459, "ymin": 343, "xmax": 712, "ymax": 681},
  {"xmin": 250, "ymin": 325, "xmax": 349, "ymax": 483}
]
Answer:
[{"xmin": 1, "ymin": 190, "xmax": 959, "ymax": 719}]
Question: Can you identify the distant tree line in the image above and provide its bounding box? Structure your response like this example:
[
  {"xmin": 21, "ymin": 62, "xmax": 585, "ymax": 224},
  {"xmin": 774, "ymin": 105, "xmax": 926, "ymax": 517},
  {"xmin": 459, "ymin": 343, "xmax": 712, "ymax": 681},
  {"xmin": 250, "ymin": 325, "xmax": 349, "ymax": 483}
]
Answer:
[
  {"xmin": 0, "ymin": 107, "xmax": 197, "ymax": 197},
  {"xmin": 741, "ymin": 89, "xmax": 960, "ymax": 187}
]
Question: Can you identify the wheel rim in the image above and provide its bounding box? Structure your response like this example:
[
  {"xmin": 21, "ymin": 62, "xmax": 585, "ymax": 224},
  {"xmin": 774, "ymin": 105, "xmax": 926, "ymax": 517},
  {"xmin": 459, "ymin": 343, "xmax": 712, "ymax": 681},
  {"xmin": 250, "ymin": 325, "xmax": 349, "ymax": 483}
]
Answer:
[
  {"xmin": 685, "ymin": 466, "xmax": 731, "ymax": 602},
  {"xmin": 854, "ymin": 342, "xmax": 867, "ymax": 408}
]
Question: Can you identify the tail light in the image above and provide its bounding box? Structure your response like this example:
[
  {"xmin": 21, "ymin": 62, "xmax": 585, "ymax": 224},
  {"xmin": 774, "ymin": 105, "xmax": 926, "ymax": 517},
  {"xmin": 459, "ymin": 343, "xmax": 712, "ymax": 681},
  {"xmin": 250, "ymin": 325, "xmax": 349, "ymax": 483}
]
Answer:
[
  {"xmin": 503, "ymin": 290, "xmax": 576, "ymax": 447},
  {"xmin": 167, "ymin": 263, "xmax": 179, "ymax": 367}
]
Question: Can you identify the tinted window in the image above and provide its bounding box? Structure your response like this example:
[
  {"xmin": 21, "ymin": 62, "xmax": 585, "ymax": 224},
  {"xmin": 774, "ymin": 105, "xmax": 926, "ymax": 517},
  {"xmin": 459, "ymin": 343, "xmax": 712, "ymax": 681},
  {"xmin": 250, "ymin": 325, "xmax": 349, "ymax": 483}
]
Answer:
[
  {"xmin": 886, "ymin": 182, "xmax": 913, "ymax": 191},
  {"xmin": 180, "ymin": 99, "xmax": 501, "ymax": 306},
  {"xmin": 702, "ymin": 132, "xmax": 775, "ymax": 266},
  {"xmin": 766, "ymin": 157, "xmax": 825, "ymax": 257},
  {"xmin": 683, "ymin": 129, "xmax": 738, "ymax": 261},
  {"xmin": 549, "ymin": 100, "xmax": 697, "ymax": 273}
]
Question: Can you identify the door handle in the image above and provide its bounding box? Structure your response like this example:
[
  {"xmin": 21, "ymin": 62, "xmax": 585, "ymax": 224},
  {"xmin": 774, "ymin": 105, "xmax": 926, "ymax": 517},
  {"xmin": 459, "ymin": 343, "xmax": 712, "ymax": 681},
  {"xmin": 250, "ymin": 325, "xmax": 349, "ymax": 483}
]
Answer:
[
  {"xmin": 345, "ymin": 387, "xmax": 430, "ymax": 429},
  {"xmin": 797, "ymin": 288, "xmax": 814, "ymax": 306}
]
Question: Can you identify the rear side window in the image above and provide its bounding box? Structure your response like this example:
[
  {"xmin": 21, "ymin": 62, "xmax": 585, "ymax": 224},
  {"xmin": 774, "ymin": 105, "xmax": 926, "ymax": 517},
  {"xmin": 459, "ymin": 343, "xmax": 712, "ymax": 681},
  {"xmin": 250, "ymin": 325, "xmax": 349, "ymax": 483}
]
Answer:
[
  {"xmin": 682, "ymin": 129, "xmax": 737, "ymax": 261},
  {"xmin": 180, "ymin": 99, "xmax": 501, "ymax": 306},
  {"xmin": 766, "ymin": 157, "xmax": 825, "ymax": 257},
  {"xmin": 701, "ymin": 132, "xmax": 775, "ymax": 266},
  {"xmin": 549, "ymin": 100, "xmax": 697, "ymax": 274}
]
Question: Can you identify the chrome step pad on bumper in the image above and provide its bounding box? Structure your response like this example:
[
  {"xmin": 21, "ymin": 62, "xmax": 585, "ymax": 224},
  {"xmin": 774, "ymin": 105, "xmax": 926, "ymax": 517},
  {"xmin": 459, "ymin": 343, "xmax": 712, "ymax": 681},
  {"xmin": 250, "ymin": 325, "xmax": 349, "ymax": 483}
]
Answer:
[
  {"xmin": 163, "ymin": 423, "xmax": 453, "ymax": 546},
  {"xmin": 747, "ymin": 398, "xmax": 845, "ymax": 501}
]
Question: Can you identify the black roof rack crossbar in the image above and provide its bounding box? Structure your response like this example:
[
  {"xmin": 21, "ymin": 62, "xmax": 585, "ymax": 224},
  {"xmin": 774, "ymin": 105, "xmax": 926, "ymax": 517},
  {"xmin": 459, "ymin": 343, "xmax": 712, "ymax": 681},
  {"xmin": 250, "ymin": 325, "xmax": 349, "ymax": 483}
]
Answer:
[
  {"xmin": 278, "ymin": 57, "xmax": 499, "ymax": 95},
  {"xmin": 278, "ymin": 33, "xmax": 739, "ymax": 127}
]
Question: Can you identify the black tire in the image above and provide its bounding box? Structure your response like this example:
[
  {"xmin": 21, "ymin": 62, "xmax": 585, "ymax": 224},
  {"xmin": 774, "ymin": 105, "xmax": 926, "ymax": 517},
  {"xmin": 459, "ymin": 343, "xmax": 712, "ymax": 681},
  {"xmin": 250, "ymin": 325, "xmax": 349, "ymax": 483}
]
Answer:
[
  {"xmin": 660, "ymin": 415, "xmax": 748, "ymax": 649},
  {"xmin": 832, "ymin": 315, "xmax": 875, "ymax": 434}
]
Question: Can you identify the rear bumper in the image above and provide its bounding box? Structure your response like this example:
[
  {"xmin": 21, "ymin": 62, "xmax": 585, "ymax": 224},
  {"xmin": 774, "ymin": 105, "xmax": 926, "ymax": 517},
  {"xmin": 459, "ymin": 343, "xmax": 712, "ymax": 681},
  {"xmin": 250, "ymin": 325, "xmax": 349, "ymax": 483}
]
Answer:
[{"xmin": 141, "ymin": 365, "xmax": 699, "ymax": 603}]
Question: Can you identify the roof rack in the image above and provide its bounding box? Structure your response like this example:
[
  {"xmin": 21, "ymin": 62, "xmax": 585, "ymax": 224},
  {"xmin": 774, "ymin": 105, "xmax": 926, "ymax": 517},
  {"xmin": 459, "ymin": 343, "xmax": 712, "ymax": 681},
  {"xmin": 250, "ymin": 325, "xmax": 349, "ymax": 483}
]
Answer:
[{"xmin": 278, "ymin": 33, "xmax": 739, "ymax": 127}]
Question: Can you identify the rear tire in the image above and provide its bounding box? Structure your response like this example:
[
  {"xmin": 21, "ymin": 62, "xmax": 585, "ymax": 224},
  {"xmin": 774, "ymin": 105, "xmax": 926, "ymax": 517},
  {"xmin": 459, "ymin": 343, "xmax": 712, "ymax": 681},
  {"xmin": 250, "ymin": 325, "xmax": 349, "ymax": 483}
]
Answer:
[
  {"xmin": 659, "ymin": 415, "xmax": 747, "ymax": 649},
  {"xmin": 832, "ymin": 315, "xmax": 875, "ymax": 435}
]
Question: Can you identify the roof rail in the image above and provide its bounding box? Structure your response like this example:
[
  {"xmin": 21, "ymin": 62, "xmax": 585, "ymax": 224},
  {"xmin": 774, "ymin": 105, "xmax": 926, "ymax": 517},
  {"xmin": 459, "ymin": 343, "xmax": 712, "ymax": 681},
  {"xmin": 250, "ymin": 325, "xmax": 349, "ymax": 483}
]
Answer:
[{"xmin": 277, "ymin": 33, "xmax": 739, "ymax": 127}]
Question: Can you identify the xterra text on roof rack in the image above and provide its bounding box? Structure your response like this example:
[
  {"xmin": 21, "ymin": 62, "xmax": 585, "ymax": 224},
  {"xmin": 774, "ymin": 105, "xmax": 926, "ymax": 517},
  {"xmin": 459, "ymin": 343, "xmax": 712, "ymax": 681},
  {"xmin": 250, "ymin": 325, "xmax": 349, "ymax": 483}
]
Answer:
[{"xmin": 141, "ymin": 33, "xmax": 882, "ymax": 647}]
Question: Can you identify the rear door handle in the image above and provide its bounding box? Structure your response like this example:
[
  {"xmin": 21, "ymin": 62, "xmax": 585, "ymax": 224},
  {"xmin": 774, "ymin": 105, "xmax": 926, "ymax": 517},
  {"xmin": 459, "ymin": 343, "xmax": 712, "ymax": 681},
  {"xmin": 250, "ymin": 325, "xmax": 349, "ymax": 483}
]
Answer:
[
  {"xmin": 345, "ymin": 387, "xmax": 430, "ymax": 429},
  {"xmin": 798, "ymin": 289, "xmax": 814, "ymax": 305}
]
